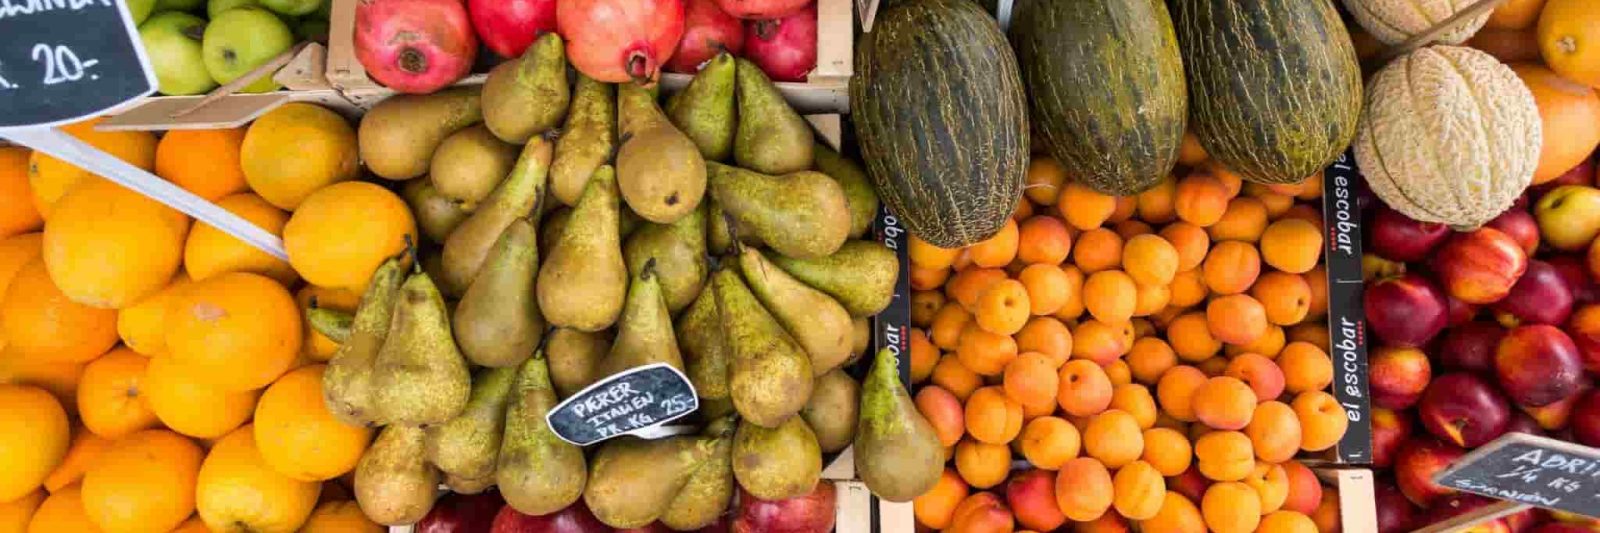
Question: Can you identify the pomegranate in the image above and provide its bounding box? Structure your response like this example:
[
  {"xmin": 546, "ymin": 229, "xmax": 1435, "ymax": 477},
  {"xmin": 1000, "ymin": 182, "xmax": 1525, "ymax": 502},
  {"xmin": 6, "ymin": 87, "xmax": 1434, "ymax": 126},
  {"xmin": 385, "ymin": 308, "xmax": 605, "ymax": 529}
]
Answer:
[
  {"xmin": 714, "ymin": 0, "xmax": 806, "ymax": 19},
  {"xmin": 742, "ymin": 2, "xmax": 816, "ymax": 82},
  {"xmin": 355, "ymin": 0, "xmax": 477, "ymax": 94},
  {"xmin": 470, "ymin": 0, "xmax": 558, "ymax": 58},
  {"xmin": 666, "ymin": 0, "xmax": 745, "ymax": 73},
  {"xmin": 557, "ymin": 0, "xmax": 686, "ymax": 83}
]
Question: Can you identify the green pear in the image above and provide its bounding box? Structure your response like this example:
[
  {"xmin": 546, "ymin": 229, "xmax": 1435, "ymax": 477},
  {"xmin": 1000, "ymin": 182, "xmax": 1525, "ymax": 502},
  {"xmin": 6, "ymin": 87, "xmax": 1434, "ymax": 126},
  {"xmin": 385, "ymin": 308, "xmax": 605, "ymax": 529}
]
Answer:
[
  {"xmin": 668, "ymin": 53, "xmax": 736, "ymax": 162},
  {"xmin": 430, "ymin": 124, "xmax": 519, "ymax": 208},
  {"xmin": 739, "ymin": 247, "xmax": 853, "ymax": 375},
  {"xmin": 354, "ymin": 424, "xmax": 438, "ymax": 526},
  {"xmin": 400, "ymin": 179, "xmax": 471, "ymax": 245},
  {"xmin": 732, "ymin": 416, "xmax": 821, "ymax": 500},
  {"xmin": 551, "ymin": 75, "xmax": 616, "ymax": 207},
  {"xmin": 595, "ymin": 260, "xmax": 683, "ymax": 379},
  {"xmin": 306, "ymin": 306, "xmax": 352, "ymax": 344},
  {"xmin": 847, "ymin": 316, "xmax": 870, "ymax": 367},
  {"xmin": 323, "ymin": 255, "xmax": 404, "ymax": 426},
  {"xmin": 445, "ymin": 472, "xmax": 494, "ymax": 495},
  {"xmin": 616, "ymin": 82, "xmax": 706, "ymax": 224},
  {"xmin": 371, "ymin": 271, "xmax": 472, "ymax": 426},
  {"xmin": 855, "ymin": 347, "xmax": 945, "ymax": 502},
  {"xmin": 769, "ymin": 240, "xmax": 899, "ymax": 317},
  {"xmin": 441, "ymin": 135, "xmax": 551, "ymax": 295},
  {"xmin": 733, "ymin": 58, "xmax": 813, "ymax": 174},
  {"xmin": 661, "ymin": 417, "xmax": 737, "ymax": 531},
  {"xmin": 676, "ymin": 288, "xmax": 730, "ymax": 401},
  {"xmin": 812, "ymin": 142, "xmax": 879, "ymax": 239},
  {"xmin": 454, "ymin": 218, "xmax": 543, "ymax": 368},
  {"xmin": 482, "ymin": 33, "xmax": 571, "ymax": 144},
  {"xmin": 803, "ymin": 369, "xmax": 860, "ymax": 453},
  {"xmin": 359, "ymin": 86, "xmax": 483, "ymax": 181},
  {"xmin": 623, "ymin": 201, "xmax": 709, "ymax": 314},
  {"xmin": 537, "ymin": 165, "xmax": 627, "ymax": 332},
  {"xmin": 425, "ymin": 366, "xmax": 517, "ymax": 481},
  {"xmin": 498, "ymin": 349, "xmax": 588, "ymax": 515},
  {"xmin": 713, "ymin": 267, "xmax": 812, "ymax": 427},
  {"xmin": 546, "ymin": 327, "xmax": 610, "ymax": 399},
  {"xmin": 707, "ymin": 162, "xmax": 849, "ymax": 259},
  {"xmin": 539, "ymin": 206, "xmax": 571, "ymax": 259},
  {"xmin": 584, "ymin": 434, "xmax": 717, "ymax": 529}
]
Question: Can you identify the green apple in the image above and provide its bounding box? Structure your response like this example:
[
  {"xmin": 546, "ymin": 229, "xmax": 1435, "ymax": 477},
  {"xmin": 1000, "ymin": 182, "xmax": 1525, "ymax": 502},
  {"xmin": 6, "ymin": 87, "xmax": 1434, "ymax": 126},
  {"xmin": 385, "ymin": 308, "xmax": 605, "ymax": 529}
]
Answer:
[
  {"xmin": 201, "ymin": 7, "xmax": 293, "ymax": 93},
  {"xmin": 206, "ymin": 0, "xmax": 258, "ymax": 18},
  {"xmin": 259, "ymin": 0, "xmax": 321, "ymax": 17},
  {"xmin": 154, "ymin": 0, "xmax": 204, "ymax": 12},
  {"xmin": 1535, "ymin": 185, "xmax": 1600, "ymax": 251},
  {"xmin": 140, "ymin": 12, "xmax": 217, "ymax": 95},
  {"xmin": 126, "ymin": 0, "xmax": 157, "ymax": 23}
]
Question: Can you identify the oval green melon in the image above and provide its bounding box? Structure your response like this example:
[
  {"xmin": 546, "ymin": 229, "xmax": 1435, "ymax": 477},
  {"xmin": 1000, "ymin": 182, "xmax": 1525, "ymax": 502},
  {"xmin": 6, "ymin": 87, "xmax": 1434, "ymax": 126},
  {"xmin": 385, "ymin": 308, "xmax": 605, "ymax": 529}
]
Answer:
[
  {"xmin": 1009, "ymin": 0, "xmax": 1187, "ymax": 196},
  {"xmin": 850, "ymin": 0, "xmax": 1029, "ymax": 249},
  {"xmin": 1174, "ymin": 0, "xmax": 1364, "ymax": 184}
]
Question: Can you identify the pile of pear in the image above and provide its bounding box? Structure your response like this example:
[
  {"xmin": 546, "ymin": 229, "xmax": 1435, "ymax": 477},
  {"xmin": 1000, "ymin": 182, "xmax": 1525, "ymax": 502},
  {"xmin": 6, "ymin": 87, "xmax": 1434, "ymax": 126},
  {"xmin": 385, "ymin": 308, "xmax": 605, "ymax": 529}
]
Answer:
[{"xmin": 313, "ymin": 33, "xmax": 945, "ymax": 529}]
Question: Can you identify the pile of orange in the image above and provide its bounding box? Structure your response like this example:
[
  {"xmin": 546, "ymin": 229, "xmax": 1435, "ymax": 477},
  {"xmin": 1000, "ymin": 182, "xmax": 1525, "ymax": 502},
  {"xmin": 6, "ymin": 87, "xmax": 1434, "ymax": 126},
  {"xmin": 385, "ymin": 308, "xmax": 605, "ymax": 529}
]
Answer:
[
  {"xmin": 908, "ymin": 140, "xmax": 1348, "ymax": 533},
  {"xmin": 0, "ymin": 108, "xmax": 405, "ymax": 533}
]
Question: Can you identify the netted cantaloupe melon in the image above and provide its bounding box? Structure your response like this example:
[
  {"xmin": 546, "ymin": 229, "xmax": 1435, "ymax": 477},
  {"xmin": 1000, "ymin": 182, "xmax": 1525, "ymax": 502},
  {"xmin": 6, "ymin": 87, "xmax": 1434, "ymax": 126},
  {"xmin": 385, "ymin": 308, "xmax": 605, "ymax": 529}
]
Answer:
[
  {"xmin": 1355, "ymin": 46, "xmax": 1541, "ymax": 229},
  {"xmin": 1342, "ymin": 0, "xmax": 1491, "ymax": 45}
]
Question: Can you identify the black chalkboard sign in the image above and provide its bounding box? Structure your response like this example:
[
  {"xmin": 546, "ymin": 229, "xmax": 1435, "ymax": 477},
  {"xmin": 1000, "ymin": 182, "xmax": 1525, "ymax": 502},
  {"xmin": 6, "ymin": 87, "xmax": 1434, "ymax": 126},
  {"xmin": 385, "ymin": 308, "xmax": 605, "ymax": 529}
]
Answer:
[
  {"xmin": 1322, "ymin": 150, "xmax": 1372, "ymax": 465},
  {"xmin": 872, "ymin": 204, "xmax": 912, "ymax": 388},
  {"xmin": 1434, "ymin": 432, "xmax": 1600, "ymax": 518},
  {"xmin": 0, "ymin": 0, "xmax": 157, "ymax": 129},
  {"xmin": 546, "ymin": 363, "xmax": 698, "ymax": 446}
]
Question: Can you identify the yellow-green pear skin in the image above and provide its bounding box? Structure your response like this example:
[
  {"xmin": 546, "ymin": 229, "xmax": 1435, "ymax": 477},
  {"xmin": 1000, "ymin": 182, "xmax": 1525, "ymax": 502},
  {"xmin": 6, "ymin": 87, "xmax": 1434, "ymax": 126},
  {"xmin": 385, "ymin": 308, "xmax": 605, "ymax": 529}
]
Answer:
[
  {"xmin": 481, "ymin": 33, "xmax": 570, "ymax": 144},
  {"xmin": 733, "ymin": 58, "xmax": 813, "ymax": 174},
  {"xmin": 401, "ymin": 179, "xmax": 472, "ymax": 245},
  {"xmin": 669, "ymin": 53, "xmax": 736, "ymax": 162},
  {"xmin": 731, "ymin": 416, "xmax": 822, "ymax": 501},
  {"xmin": 441, "ymin": 135, "xmax": 552, "ymax": 295},
  {"xmin": 738, "ymin": 247, "xmax": 854, "ymax": 375},
  {"xmin": 454, "ymin": 218, "xmax": 544, "ymax": 368},
  {"xmin": 623, "ymin": 201, "xmax": 709, "ymax": 314},
  {"xmin": 497, "ymin": 350, "xmax": 587, "ymax": 515},
  {"xmin": 323, "ymin": 255, "xmax": 404, "ymax": 427},
  {"xmin": 551, "ymin": 75, "xmax": 616, "ymax": 206},
  {"xmin": 661, "ymin": 417, "xmax": 737, "ymax": 531},
  {"xmin": 584, "ymin": 435, "xmax": 717, "ymax": 529},
  {"xmin": 707, "ymin": 162, "xmax": 849, "ymax": 259},
  {"xmin": 676, "ymin": 287, "xmax": 730, "ymax": 401},
  {"xmin": 769, "ymin": 240, "xmax": 899, "ymax": 317},
  {"xmin": 855, "ymin": 348, "xmax": 945, "ymax": 502},
  {"xmin": 812, "ymin": 142, "xmax": 879, "ymax": 239},
  {"xmin": 616, "ymin": 82, "xmax": 706, "ymax": 224},
  {"xmin": 429, "ymin": 124, "xmax": 519, "ymax": 208},
  {"xmin": 546, "ymin": 327, "xmax": 611, "ymax": 399},
  {"xmin": 306, "ymin": 306, "xmax": 352, "ymax": 344},
  {"xmin": 354, "ymin": 424, "xmax": 439, "ymax": 526},
  {"xmin": 802, "ymin": 369, "xmax": 860, "ymax": 453},
  {"xmin": 538, "ymin": 165, "xmax": 627, "ymax": 332},
  {"xmin": 371, "ymin": 271, "xmax": 472, "ymax": 426},
  {"xmin": 712, "ymin": 267, "xmax": 813, "ymax": 428},
  {"xmin": 596, "ymin": 261, "xmax": 684, "ymax": 378},
  {"xmin": 425, "ymin": 366, "xmax": 517, "ymax": 481},
  {"xmin": 359, "ymin": 86, "xmax": 483, "ymax": 181}
]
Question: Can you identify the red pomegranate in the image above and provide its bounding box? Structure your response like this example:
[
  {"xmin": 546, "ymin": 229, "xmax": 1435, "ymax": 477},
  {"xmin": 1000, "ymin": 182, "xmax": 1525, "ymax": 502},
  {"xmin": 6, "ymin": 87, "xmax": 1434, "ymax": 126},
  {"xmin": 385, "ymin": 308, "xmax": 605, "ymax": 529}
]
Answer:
[
  {"xmin": 742, "ymin": 2, "xmax": 815, "ymax": 82},
  {"xmin": 714, "ymin": 0, "xmax": 806, "ymax": 19},
  {"xmin": 470, "ymin": 0, "xmax": 558, "ymax": 58},
  {"xmin": 557, "ymin": 0, "xmax": 686, "ymax": 83},
  {"xmin": 666, "ymin": 0, "xmax": 745, "ymax": 73},
  {"xmin": 354, "ymin": 0, "xmax": 477, "ymax": 94}
]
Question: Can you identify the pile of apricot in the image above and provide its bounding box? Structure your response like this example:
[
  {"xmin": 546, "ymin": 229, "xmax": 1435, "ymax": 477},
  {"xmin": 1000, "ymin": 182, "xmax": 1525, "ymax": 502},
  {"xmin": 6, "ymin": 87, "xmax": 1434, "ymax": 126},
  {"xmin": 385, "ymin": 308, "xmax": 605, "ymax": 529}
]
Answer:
[{"xmin": 908, "ymin": 145, "xmax": 1350, "ymax": 533}]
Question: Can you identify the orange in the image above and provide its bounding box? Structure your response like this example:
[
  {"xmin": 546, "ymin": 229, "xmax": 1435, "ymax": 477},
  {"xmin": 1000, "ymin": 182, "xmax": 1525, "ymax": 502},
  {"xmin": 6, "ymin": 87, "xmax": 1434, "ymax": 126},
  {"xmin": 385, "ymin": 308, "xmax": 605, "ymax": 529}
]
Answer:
[
  {"xmin": 253, "ymin": 365, "xmax": 373, "ymax": 481},
  {"xmin": 43, "ymin": 179, "xmax": 189, "ymax": 309},
  {"xmin": 0, "ymin": 148, "xmax": 42, "ymax": 239},
  {"xmin": 1137, "ymin": 176, "xmax": 1178, "ymax": 224},
  {"xmin": 1259, "ymin": 219, "xmax": 1322, "ymax": 274},
  {"xmin": 0, "ymin": 233, "xmax": 43, "ymax": 351},
  {"xmin": 0, "ymin": 489, "xmax": 44, "ymax": 532},
  {"xmin": 1073, "ymin": 228, "xmax": 1124, "ymax": 274},
  {"xmin": 240, "ymin": 103, "xmax": 359, "ymax": 210},
  {"xmin": 1025, "ymin": 157, "xmax": 1067, "ymax": 206},
  {"xmin": 1206, "ymin": 294, "xmax": 1269, "ymax": 345},
  {"xmin": 965, "ymin": 386, "xmax": 1024, "ymax": 444},
  {"xmin": 1190, "ymin": 376, "xmax": 1257, "ymax": 431},
  {"xmin": 969, "ymin": 218, "xmax": 1019, "ymax": 268},
  {"xmin": 1202, "ymin": 482, "xmax": 1262, "ymax": 533},
  {"xmin": 1059, "ymin": 183, "xmax": 1118, "ymax": 230},
  {"xmin": 169, "ymin": 517, "xmax": 209, "ymax": 533},
  {"xmin": 1123, "ymin": 234, "xmax": 1179, "ymax": 286},
  {"xmin": 1252, "ymin": 271, "xmax": 1312, "ymax": 326},
  {"xmin": 27, "ymin": 485, "xmax": 101, "ymax": 533},
  {"xmin": 1017, "ymin": 216, "xmax": 1072, "ymax": 265},
  {"xmin": 116, "ymin": 274, "xmax": 191, "ymax": 357},
  {"xmin": 1084, "ymin": 270, "xmax": 1137, "ymax": 325},
  {"xmin": 27, "ymin": 118, "xmax": 157, "ymax": 219},
  {"xmin": 1539, "ymin": 0, "xmax": 1600, "ymax": 88},
  {"xmin": 1174, "ymin": 173, "xmax": 1230, "ymax": 227},
  {"xmin": 301, "ymin": 500, "xmax": 382, "ymax": 533},
  {"xmin": 155, "ymin": 128, "xmax": 248, "ymax": 202},
  {"xmin": 1055, "ymin": 458, "xmax": 1114, "ymax": 521},
  {"xmin": 283, "ymin": 182, "xmax": 416, "ymax": 292},
  {"xmin": 1203, "ymin": 241, "xmax": 1262, "ymax": 295},
  {"xmin": 145, "ymin": 355, "xmax": 259, "ymax": 440},
  {"xmin": 953, "ymin": 439, "xmax": 1011, "ymax": 489},
  {"xmin": 76, "ymin": 348, "xmax": 158, "ymax": 439},
  {"xmin": 1020, "ymin": 416, "xmax": 1081, "ymax": 469},
  {"xmin": 1208, "ymin": 197, "xmax": 1269, "ymax": 243},
  {"xmin": 1167, "ymin": 312, "xmax": 1221, "ymax": 362},
  {"xmin": 42, "ymin": 426, "xmax": 111, "ymax": 493},
  {"xmin": 0, "ymin": 259, "xmax": 118, "ymax": 363},
  {"xmin": 1160, "ymin": 222, "xmax": 1211, "ymax": 272},
  {"xmin": 910, "ymin": 235, "xmax": 961, "ymax": 270},
  {"xmin": 81, "ymin": 429, "xmax": 202, "ymax": 533},
  {"xmin": 1112, "ymin": 460, "xmax": 1166, "ymax": 520},
  {"xmin": 0, "ymin": 355, "xmax": 84, "ymax": 416},
  {"xmin": 1514, "ymin": 64, "xmax": 1600, "ymax": 184},
  {"xmin": 1083, "ymin": 409, "xmax": 1144, "ymax": 468},
  {"xmin": 1017, "ymin": 264, "xmax": 1070, "ymax": 317},
  {"xmin": 196, "ymin": 426, "xmax": 320, "ymax": 532},
  {"xmin": 1487, "ymin": 0, "xmax": 1545, "ymax": 29},
  {"xmin": 975, "ymin": 279, "xmax": 1030, "ymax": 335},
  {"xmin": 1015, "ymin": 316, "xmax": 1072, "ymax": 367},
  {"xmin": 956, "ymin": 324, "xmax": 1018, "ymax": 376},
  {"xmin": 184, "ymin": 193, "xmax": 297, "ymax": 286},
  {"xmin": 165, "ymin": 272, "xmax": 302, "ymax": 392},
  {"xmin": 0, "ymin": 386, "xmax": 69, "ymax": 501}
]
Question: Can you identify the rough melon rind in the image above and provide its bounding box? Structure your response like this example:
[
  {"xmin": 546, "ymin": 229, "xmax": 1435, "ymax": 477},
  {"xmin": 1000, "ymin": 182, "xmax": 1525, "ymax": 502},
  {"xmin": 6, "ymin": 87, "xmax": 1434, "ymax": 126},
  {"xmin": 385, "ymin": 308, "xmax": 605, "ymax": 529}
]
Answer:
[
  {"xmin": 1341, "ymin": 0, "xmax": 1491, "ymax": 45},
  {"xmin": 1355, "ymin": 45, "xmax": 1541, "ymax": 229}
]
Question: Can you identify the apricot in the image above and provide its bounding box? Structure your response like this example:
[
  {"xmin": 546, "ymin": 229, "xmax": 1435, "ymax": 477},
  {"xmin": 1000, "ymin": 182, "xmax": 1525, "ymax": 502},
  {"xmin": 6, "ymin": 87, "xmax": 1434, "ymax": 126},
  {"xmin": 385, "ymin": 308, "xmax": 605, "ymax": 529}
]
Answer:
[
  {"xmin": 1004, "ymin": 352, "xmax": 1060, "ymax": 417},
  {"xmin": 1015, "ymin": 316, "xmax": 1072, "ymax": 368},
  {"xmin": 1194, "ymin": 431, "xmax": 1255, "ymax": 482},
  {"xmin": 1168, "ymin": 312, "xmax": 1222, "ymax": 362},
  {"xmin": 1311, "ymin": 488, "xmax": 1340, "ymax": 533},
  {"xmin": 1084, "ymin": 270, "xmax": 1138, "ymax": 325},
  {"xmin": 1123, "ymin": 234, "xmax": 1180, "ymax": 286},
  {"xmin": 948, "ymin": 490, "xmax": 1016, "ymax": 532},
  {"xmin": 1133, "ymin": 282, "xmax": 1172, "ymax": 318},
  {"xmin": 1052, "ymin": 265, "xmax": 1088, "ymax": 321},
  {"xmin": 930, "ymin": 303, "xmax": 974, "ymax": 350},
  {"xmin": 1138, "ymin": 177, "xmax": 1179, "ymax": 224},
  {"xmin": 1018, "ymin": 264, "xmax": 1070, "ymax": 316},
  {"xmin": 1292, "ymin": 391, "xmax": 1348, "ymax": 452},
  {"xmin": 1110, "ymin": 384, "xmax": 1159, "ymax": 429},
  {"xmin": 957, "ymin": 324, "xmax": 1019, "ymax": 376},
  {"xmin": 914, "ymin": 469, "xmax": 969, "ymax": 529},
  {"xmin": 1127, "ymin": 337, "xmax": 1177, "ymax": 385},
  {"xmin": 1228, "ymin": 324, "xmax": 1287, "ymax": 359},
  {"xmin": 1209, "ymin": 197, "xmax": 1269, "ymax": 243},
  {"xmin": 1203, "ymin": 241, "xmax": 1262, "ymax": 295},
  {"xmin": 911, "ymin": 329, "xmax": 939, "ymax": 384},
  {"xmin": 1168, "ymin": 268, "xmax": 1210, "ymax": 308},
  {"xmin": 1084, "ymin": 410, "xmax": 1145, "ymax": 469},
  {"xmin": 1018, "ymin": 216, "xmax": 1073, "ymax": 265},
  {"xmin": 1141, "ymin": 427, "xmax": 1193, "ymax": 477},
  {"xmin": 1304, "ymin": 266, "xmax": 1330, "ymax": 320},
  {"xmin": 1115, "ymin": 219, "xmax": 1154, "ymax": 240},
  {"xmin": 1078, "ymin": 512, "xmax": 1132, "ymax": 533},
  {"xmin": 1245, "ymin": 401, "xmax": 1304, "ymax": 463},
  {"xmin": 1060, "ymin": 183, "xmax": 1118, "ymax": 230},
  {"xmin": 966, "ymin": 386, "xmax": 1024, "ymax": 444},
  {"xmin": 1261, "ymin": 219, "xmax": 1323, "ymax": 274},
  {"xmin": 947, "ymin": 268, "xmax": 1008, "ymax": 311},
  {"xmin": 1071, "ymin": 319, "xmax": 1128, "ymax": 365},
  {"xmin": 1246, "ymin": 462, "xmax": 1291, "ymax": 514},
  {"xmin": 1175, "ymin": 173, "xmax": 1231, "ymax": 227},
  {"xmin": 1156, "ymin": 365, "xmax": 1208, "ymax": 422},
  {"xmin": 1252, "ymin": 271, "xmax": 1313, "ymax": 326},
  {"xmin": 1287, "ymin": 323, "xmax": 1330, "ymax": 353},
  {"xmin": 911, "ymin": 235, "xmax": 962, "ymax": 270},
  {"xmin": 1202, "ymin": 482, "xmax": 1263, "ymax": 533},
  {"xmin": 976, "ymin": 279, "xmax": 1031, "ymax": 335},
  {"xmin": 1006, "ymin": 468, "xmax": 1066, "ymax": 532},
  {"xmin": 1206, "ymin": 294, "xmax": 1270, "ymax": 345},
  {"xmin": 1225, "ymin": 353, "xmax": 1286, "ymax": 402},
  {"xmin": 1280, "ymin": 460, "xmax": 1322, "ymax": 515},
  {"xmin": 1057, "ymin": 360, "xmax": 1114, "ymax": 417},
  {"xmin": 1192, "ymin": 376, "xmax": 1258, "ymax": 430},
  {"xmin": 1019, "ymin": 416, "xmax": 1080, "ymax": 470},
  {"xmin": 1074, "ymin": 228, "xmax": 1125, "ymax": 274},
  {"xmin": 1141, "ymin": 491, "xmax": 1206, "ymax": 533},
  {"xmin": 911, "ymin": 291, "xmax": 945, "ymax": 328},
  {"xmin": 1025, "ymin": 157, "xmax": 1066, "ymax": 206},
  {"xmin": 969, "ymin": 218, "xmax": 1019, "ymax": 268},
  {"xmin": 1197, "ymin": 356, "xmax": 1230, "ymax": 377},
  {"xmin": 911, "ymin": 265, "xmax": 951, "ymax": 291},
  {"xmin": 1113, "ymin": 460, "xmax": 1166, "ymax": 520},
  {"xmin": 1278, "ymin": 342, "xmax": 1333, "ymax": 394},
  {"xmin": 954, "ymin": 438, "xmax": 1012, "ymax": 489},
  {"xmin": 1054, "ymin": 458, "xmax": 1114, "ymax": 522},
  {"xmin": 1259, "ymin": 510, "xmax": 1318, "ymax": 533},
  {"xmin": 1161, "ymin": 222, "xmax": 1212, "ymax": 271},
  {"xmin": 932, "ymin": 353, "xmax": 982, "ymax": 401},
  {"xmin": 915, "ymin": 385, "xmax": 966, "ymax": 447}
]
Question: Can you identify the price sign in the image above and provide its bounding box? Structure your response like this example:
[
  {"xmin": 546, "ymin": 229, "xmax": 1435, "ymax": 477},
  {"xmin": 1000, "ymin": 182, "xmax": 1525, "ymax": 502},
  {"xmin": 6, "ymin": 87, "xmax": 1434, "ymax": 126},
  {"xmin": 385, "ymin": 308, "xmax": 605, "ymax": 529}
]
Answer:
[
  {"xmin": 1322, "ymin": 150, "xmax": 1372, "ymax": 464},
  {"xmin": 0, "ymin": 0, "xmax": 157, "ymax": 128},
  {"xmin": 546, "ymin": 363, "xmax": 699, "ymax": 446},
  {"xmin": 1434, "ymin": 432, "xmax": 1600, "ymax": 519}
]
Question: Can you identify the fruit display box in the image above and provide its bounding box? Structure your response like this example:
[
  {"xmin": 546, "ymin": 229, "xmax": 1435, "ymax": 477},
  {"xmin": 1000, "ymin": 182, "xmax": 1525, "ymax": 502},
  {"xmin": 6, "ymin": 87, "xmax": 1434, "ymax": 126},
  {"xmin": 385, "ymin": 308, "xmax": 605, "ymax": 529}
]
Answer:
[{"xmin": 322, "ymin": 0, "xmax": 852, "ymax": 114}]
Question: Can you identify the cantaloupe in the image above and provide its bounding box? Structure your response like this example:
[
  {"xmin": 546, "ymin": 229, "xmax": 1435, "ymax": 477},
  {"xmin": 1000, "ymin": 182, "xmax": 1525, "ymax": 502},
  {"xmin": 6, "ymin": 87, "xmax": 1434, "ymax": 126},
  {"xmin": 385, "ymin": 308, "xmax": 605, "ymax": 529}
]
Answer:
[
  {"xmin": 1355, "ymin": 46, "xmax": 1541, "ymax": 229},
  {"xmin": 1342, "ymin": 0, "xmax": 1491, "ymax": 45}
]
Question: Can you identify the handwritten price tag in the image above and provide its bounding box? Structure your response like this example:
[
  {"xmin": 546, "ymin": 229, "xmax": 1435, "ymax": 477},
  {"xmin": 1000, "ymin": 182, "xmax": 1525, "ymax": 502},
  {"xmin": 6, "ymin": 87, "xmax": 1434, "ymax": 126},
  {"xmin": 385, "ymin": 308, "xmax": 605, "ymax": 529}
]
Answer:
[
  {"xmin": 546, "ymin": 363, "xmax": 699, "ymax": 446},
  {"xmin": 1434, "ymin": 432, "xmax": 1600, "ymax": 519},
  {"xmin": 0, "ymin": 0, "xmax": 156, "ymax": 128}
]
